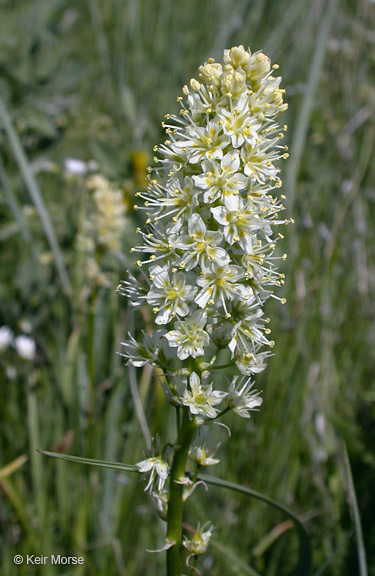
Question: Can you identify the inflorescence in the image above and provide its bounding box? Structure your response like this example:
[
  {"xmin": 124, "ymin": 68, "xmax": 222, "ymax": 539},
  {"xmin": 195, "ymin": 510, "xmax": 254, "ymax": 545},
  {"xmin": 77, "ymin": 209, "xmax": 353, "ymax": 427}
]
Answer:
[{"xmin": 119, "ymin": 44, "xmax": 289, "ymax": 563}]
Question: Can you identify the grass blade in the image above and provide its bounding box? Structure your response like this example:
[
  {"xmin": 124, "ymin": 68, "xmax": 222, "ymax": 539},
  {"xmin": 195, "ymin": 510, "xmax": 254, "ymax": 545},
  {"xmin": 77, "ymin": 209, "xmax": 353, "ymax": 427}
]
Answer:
[
  {"xmin": 0, "ymin": 455, "xmax": 28, "ymax": 480},
  {"xmin": 287, "ymin": 0, "xmax": 339, "ymax": 212},
  {"xmin": 38, "ymin": 450, "xmax": 139, "ymax": 473},
  {"xmin": 0, "ymin": 155, "xmax": 32, "ymax": 243},
  {"xmin": 128, "ymin": 364, "xmax": 152, "ymax": 450},
  {"xmin": 198, "ymin": 473, "xmax": 312, "ymax": 576},
  {"xmin": 0, "ymin": 96, "xmax": 71, "ymax": 296},
  {"xmin": 342, "ymin": 443, "xmax": 368, "ymax": 576},
  {"xmin": 210, "ymin": 537, "xmax": 262, "ymax": 576}
]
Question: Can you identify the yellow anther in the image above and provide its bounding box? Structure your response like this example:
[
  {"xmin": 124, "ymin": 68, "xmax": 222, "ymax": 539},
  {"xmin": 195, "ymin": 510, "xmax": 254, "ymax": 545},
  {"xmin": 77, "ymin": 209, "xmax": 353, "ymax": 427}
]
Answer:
[{"xmin": 190, "ymin": 78, "xmax": 201, "ymax": 92}]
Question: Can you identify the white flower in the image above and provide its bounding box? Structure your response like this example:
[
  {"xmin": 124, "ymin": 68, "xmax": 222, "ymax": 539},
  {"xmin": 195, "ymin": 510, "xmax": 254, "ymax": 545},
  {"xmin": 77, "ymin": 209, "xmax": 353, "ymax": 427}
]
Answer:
[
  {"xmin": 228, "ymin": 303, "xmax": 270, "ymax": 356},
  {"xmin": 235, "ymin": 349, "xmax": 272, "ymax": 375},
  {"xmin": 217, "ymin": 92, "xmax": 261, "ymax": 148},
  {"xmin": 193, "ymin": 151, "xmax": 248, "ymax": 203},
  {"xmin": 14, "ymin": 335, "xmax": 36, "ymax": 360},
  {"xmin": 227, "ymin": 378, "xmax": 263, "ymax": 418},
  {"xmin": 196, "ymin": 265, "xmax": 249, "ymax": 314},
  {"xmin": 189, "ymin": 445, "xmax": 220, "ymax": 466},
  {"xmin": 0, "ymin": 326, "xmax": 13, "ymax": 351},
  {"xmin": 150, "ymin": 489, "xmax": 168, "ymax": 520},
  {"xmin": 164, "ymin": 310, "xmax": 209, "ymax": 360},
  {"xmin": 183, "ymin": 523, "xmax": 214, "ymax": 555},
  {"xmin": 120, "ymin": 332, "xmax": 161, "ymax": 366},
  {"xmin": 137, "ymin": 457, "xmax": 169, "ymax": 492},
  {"xmin": 139, "ymin": 177, "xmax": 199, "ymax": 230},
  {"xmin": 171, "ymin": 120, "xmax": 230, "ymax": 163},
  {"xmin": 173, "ymin": 214, "xmax": 229, "ymax": 271},
  {"xmin": 211, "ymin": 195, "xmax": 262, "ymax": 251},
  {"xmin": 146, "ymin": 266, "xmax": 197, "ymax": 324},
  {"xmin": 182, "ymin": 372, "xmax": 226, "ymax": 419},
  {"xmin": 241, "ymin": 138, "xmax": 281, "ymax": 184}
]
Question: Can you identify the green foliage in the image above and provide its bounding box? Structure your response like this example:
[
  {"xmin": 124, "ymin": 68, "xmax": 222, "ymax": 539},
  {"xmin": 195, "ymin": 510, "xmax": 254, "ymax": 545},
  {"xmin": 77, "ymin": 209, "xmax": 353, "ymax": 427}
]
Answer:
[{"xmin": 1, "ymin": 0, "xmax": 374, "ymax": 574}]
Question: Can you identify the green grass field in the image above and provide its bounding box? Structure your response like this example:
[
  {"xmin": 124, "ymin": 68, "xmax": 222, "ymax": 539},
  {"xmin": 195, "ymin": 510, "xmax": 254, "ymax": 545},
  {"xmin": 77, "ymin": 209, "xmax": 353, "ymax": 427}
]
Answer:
[{"xmin": 0, "ymin": 0, "xmax": 374, "ymax": 574}]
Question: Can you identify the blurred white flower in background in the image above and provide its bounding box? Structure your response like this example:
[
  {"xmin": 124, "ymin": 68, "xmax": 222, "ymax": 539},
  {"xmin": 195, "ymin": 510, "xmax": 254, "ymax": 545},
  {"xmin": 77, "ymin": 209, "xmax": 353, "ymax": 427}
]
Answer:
[
  {"xmin": 64, "ymin": 157, "xmax": 88, "ymax": 175},
  {"xmin": 14, "ymin": 335, "xmax": 36, "ymax": 361},
  {"xmin": 0, "ymin": 326, "xmax": 13, "ymax": 351}
]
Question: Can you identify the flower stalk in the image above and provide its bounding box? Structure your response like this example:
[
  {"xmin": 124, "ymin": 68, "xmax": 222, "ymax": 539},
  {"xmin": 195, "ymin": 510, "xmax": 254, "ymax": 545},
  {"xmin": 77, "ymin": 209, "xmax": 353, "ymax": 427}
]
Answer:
[{"xmin": 166, "ymin": 407, "xmax": 196, "ymax": 575}]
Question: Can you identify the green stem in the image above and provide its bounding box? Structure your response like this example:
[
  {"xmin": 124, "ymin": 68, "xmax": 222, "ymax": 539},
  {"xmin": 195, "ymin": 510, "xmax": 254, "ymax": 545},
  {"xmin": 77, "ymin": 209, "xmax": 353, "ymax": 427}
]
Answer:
[{"xmin": 166, "ymin": 408, "xmax": 195, "ymax": 576}]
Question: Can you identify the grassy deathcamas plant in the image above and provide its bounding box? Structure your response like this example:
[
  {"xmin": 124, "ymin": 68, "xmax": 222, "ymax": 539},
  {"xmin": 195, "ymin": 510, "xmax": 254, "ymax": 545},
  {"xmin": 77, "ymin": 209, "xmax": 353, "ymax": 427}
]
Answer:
[
  {"xmin": 119, "ymin": 45, "xmax": 290, "ymax": 574},
  {"xmin": 41, "ymin": 46, "xmax": 311, "ymax": 576}
]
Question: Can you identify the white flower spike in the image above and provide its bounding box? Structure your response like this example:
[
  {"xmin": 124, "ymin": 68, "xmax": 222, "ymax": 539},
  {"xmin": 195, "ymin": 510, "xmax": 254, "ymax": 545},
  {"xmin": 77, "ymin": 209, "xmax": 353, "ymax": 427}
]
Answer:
[{"xmin": 120, "ymin": 45, "xmax": 289, "ymax": 571}]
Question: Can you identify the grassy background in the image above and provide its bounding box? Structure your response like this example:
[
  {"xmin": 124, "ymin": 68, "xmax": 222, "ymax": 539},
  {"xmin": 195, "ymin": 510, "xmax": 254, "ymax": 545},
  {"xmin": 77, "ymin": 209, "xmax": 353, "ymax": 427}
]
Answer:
[{"xmin": 0, "ymin": 0, "xmax": 374, "ymax": 574}]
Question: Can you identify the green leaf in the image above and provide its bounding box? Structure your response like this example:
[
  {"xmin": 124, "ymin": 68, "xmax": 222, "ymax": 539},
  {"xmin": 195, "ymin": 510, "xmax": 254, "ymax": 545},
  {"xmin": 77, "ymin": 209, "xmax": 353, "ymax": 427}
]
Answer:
[
  {"xmin": 198, "ymin": 473, "xmax": 312, "ymax": 576},
  {"xmin": 342, "ymin": 443, "xmax": 368, "ymax": 576},
  {"xmin": 37, "ymin": 450, "xmax": 139, "ymax": 474}
]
